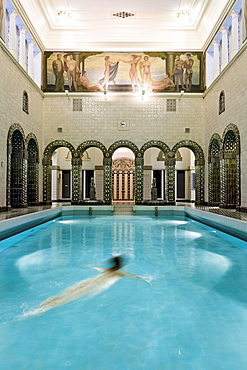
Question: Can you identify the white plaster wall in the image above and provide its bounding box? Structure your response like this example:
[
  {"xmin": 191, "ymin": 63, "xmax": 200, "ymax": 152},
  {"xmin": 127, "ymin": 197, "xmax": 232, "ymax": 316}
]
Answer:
[
  {"xmin": 203, "ymin": 46, "xmax": 247, "ymax": 206},
  {"xmin": 0, "ymin": 44, "xmax": 44, "ymax": 208}
]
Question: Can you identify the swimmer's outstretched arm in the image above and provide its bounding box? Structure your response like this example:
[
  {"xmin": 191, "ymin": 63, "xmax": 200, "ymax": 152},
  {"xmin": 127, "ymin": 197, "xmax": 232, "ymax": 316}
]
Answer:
[
  {"xmin": 93, "ymin": 267, "xmax": 142, "ymax": 279},
  {"xmin": 118, "ymin": 272, "xmax": 142, "ymax": 279},
  {"xmin": 93, "ymin": 267, "xmax": 108, "ymax": 271}
]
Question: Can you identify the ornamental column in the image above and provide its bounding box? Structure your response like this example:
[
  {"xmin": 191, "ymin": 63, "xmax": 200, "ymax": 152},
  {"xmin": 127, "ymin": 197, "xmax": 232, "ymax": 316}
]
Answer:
[
  {"xmin": 212, "ymin": 41, "xmax": 220, "ymax": 80},
  {"xmin": 135, "ymin": 155, "xmax": 143, "ymax": 204},
  {"xmin": 165, "ymin": 151, "xmax": 176, "ymax": 205},
  {"xmin": 195, "ymin": 158, "xmax": 205, "ymax": 205},
  {"xmin": 71, "ymin": 152, "xmax": 82, "ymax": 204},
  {"xmin": 230, "ymin": 10, "xmax": 239, "ymax": 59},
  {"xmin": 18, "ymin": 26, "xmax": 26, "ymax": 69},
  {"xmin": 220, "ymin": 26, "xmax": 229, "ymax": 70},
  {"xmin": 42, "ymin": 158, "xmax": 52, "ymax": 204},
  {"xmin": 8, "ymin": 9, "xmax": 17, "ymax": 59},
  {"xmin": 103, "ymin": 155, "xmax": 112, "ymax": 204},
  {"xmin": 28, "ymin": 40, "xmax": 35, "ymax": 79}
]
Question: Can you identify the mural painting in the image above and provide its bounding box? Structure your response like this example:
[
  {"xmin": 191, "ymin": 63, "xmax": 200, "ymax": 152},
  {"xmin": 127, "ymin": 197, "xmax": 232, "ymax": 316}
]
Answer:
[{"xmin": 43, "ymin": 51, "xmax": 204, "ymax": 93}]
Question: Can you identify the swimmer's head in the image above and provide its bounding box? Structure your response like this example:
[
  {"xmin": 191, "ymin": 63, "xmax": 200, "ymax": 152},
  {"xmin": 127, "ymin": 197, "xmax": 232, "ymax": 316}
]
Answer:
[{"xmin": 109, "ymin": 255, "xmax": 125, "ymax": 270}]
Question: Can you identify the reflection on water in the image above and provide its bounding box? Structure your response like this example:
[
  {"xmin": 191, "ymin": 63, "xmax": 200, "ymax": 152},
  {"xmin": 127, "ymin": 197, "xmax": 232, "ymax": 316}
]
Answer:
[{"xmin": 1, "ymin": 215, "xmax": 247, "ymax": 369}]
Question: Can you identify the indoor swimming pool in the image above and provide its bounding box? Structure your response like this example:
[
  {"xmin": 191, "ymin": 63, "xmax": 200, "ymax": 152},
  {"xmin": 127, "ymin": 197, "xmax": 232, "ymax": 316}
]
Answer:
[{"xmin": 1, "ymin": 213, "xmax": 247, "ymax": 369}]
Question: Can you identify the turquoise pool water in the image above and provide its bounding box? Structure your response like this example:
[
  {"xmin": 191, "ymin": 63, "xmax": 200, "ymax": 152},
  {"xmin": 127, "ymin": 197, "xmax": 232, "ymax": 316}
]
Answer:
[{"xmin": 1, "ymin": 215, "xmax": 247, "ymax": 369}]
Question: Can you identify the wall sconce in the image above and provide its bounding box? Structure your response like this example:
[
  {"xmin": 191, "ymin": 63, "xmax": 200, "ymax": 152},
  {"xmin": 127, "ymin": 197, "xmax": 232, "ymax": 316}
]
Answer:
[
  {"xmin": 180, "ymin": 89, "xmax": 185, "ymax": 98},
  {"xmin": 65, "ymin": 89, "xmax": 70, "ymax": 100},
  {"xmin": 104, "ymin": 90, "xmax": 107, "ymax": 101},
  {"xmin": 142, "ymin": 90, "xmax": 145, "ymax": 100}
]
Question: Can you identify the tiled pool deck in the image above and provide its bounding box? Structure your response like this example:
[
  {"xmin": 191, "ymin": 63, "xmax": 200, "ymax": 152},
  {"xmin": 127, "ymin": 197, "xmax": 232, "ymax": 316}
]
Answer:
[{"xmin": 1, "ymin": 203, "xmax": 247, "ymax": 222}]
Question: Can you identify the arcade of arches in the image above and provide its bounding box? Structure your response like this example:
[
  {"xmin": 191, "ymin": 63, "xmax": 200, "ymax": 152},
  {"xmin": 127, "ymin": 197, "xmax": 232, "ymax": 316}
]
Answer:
[{"xmin": 6, "ymin": 123, "xmax": 241, "ymax": 209}]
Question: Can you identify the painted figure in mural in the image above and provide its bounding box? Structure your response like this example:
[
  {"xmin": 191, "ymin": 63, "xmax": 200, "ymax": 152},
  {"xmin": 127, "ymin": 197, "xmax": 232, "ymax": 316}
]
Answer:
[
  {"xmin": 173, "ymin": 55, "xmax": 185, "ymax": 92},
  {"xmin": 52, "ymin": 54, "xmax": 64, "ymax": 92},
  {"xmin": 99, "ymin": 56, "xmax": 119, "ymax": 91},
  {"xmin": 0, "ymin": 0, "xmax": 4, "ymax": 39},
  {"xmin": 141, "ymin": 56, "xmax": 151, "ymax": 91},
  {"xmin": 78, "ymin": 71, "xmax": 104, "ymax": 92},
  {"xmin": 151, "ymin": 73, "xmax": 175, "ymax": 91},
  {"xmin": 183, "ymin": 53, "xmax": 194, "ymax": 91},
  {"xmin": 64, "ymin": 54, "xmax": 79, "ymax": 91},
  {"xmin": 119, "ymin": 55, "xmax": 142, "ymax": 92}
]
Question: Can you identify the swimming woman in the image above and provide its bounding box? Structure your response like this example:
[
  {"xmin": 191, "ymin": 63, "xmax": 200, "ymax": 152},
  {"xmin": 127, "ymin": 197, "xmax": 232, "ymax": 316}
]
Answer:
[{"xmin": 21, "ymin": 255, "xmax": 142, "ymax": 318}]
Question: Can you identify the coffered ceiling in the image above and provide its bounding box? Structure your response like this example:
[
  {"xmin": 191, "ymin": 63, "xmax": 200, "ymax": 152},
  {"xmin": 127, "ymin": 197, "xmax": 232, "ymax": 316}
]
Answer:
[{"xmin": 12, "ymin": 0, "xmax": 234, "ymax": 51}]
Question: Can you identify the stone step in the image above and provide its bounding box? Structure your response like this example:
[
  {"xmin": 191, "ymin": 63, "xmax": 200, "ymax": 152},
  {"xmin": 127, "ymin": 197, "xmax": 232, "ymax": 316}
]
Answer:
[{"xmin": 113, "ymin": 205, "xmax": 134, "ymax": 215}]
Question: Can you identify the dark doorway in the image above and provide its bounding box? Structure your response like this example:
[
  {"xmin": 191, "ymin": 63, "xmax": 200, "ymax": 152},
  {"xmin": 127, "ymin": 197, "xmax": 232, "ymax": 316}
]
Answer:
[
  {"xmin": 62, "ymin": 170, "xmax": 71, "ymax": 198},
  {"xmin": 153, "ymin": 170, "xmax": 165, "ymax": 199},
  {"xmin": 177, "ymin": 170, "xmax": 185, "ymax": 198},
  {"xmin": 82, "ymin": 170, "xmax": 94, "ymax": 199}
]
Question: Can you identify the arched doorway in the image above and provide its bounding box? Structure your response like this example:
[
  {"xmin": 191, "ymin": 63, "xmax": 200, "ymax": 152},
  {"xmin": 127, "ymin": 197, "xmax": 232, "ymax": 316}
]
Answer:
[
  {"xmin": 112, "ymin": 148, "xmax": 135, "ymax": 204},
  {"xmin": 10, "ymin": 130, "xmax": 27, "ymax": 207},
  {"xmin": 143, "ymin": 147, "xmax": 166, "ymax": 201},
  {"xmin": 220, "ymin": 125, "xmax": 240, "ymax": 208},
  {"xmin": 27, "ymin": 136, "xmax": 39, "ymax": 205},
  {"xmin": 43, "ymin": 140, "xmax": 75, "ymax": 204},
  {"xmin": 175, "ymin": 148, "xmax": 195, "ymax": 202},
  {"xmin": 51, "ymin": 147, "xmax": 72, "ymax": 201},
  {"xmin": 172, "ymin": 140, "xmax": 205, "ymax": 205},
  {"xmin": 208, "ymin": 135, "xmax": 221, "ymax": 205},
  {"xmin": 81, "ymin": 147, "xmax": 104, "ymax": 201}
]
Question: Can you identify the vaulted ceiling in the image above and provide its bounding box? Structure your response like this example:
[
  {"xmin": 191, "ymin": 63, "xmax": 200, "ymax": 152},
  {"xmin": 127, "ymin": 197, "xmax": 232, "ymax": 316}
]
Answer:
[{"xmin": 13, "ymin": 0, "xmax": 234, "ymax": 51}]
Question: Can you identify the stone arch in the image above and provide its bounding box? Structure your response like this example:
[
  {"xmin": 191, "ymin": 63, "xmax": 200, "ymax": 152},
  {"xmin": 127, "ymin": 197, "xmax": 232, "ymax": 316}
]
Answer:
[
  {"xmin": 172, "ymin": 140, "xmax": 205, "ymax": 204},
  {"xmin": 108, "ymin": 140, "xmax": 140, "ymax": 157},
  {"xmin": 140, "ymin": 141, "xmax": 171, "ymax": 203},
  {"xmin": 26, "ymin": 133, "xmax": 40, "ymax": 162},
  {"xmin": 7, "ymin": 124, "xmax": 27, "ymax": 208},
  {"xmin": 43, "ymin": 140, "xmax": 76, "ymax": 160},
  {"xmin": 221, "ymin": 123, "xmax": 240, "ymax": 154},
  {"xmin": 77, "ymin": 140, "xmax": 107, "ymax": 157},
  {"xmin": 172, "ymin": 140, "xmax": 205, "ymax": 162},
  {"xmin": 7, "ymin": 123, "xmax": 25, "ymax": 148},
  {"xmin": 106, "ymin": 141, "xmax": 141, "ymax": 204},
  {"xmin": 220, "ymin": 123, "xmax": 240, "ymax": 208},
  {"xmin": 26, "ymin": 133, "xmax": 39, "ymax": 205},
  {"xmin": 42, "ymin": 140, "xmax": 76, "ymax": 204},
  {"xmin": 208, "ymin": 133, "xmax": 222, "ymax": 205},
  {"xmin": 140, "ymin": 140, "xmax": 170, "ymax": 155},
  {"xmin": 76, "ymin": 141, "xmax": 107, "ymax": 204}
]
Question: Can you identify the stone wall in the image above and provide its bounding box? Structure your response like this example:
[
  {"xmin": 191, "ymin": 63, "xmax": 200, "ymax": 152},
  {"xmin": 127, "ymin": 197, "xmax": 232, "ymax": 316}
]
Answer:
[
  {"xmin": 0, "ymin": 43, "xmax": 44, "ymax": 208},
  {"xmin": 204, "ymin": 45, "xmax": 247, "ymax": 206},
  {"xmin": 42, "ymin": 94, "xmax": 204, "ymax": 153}
]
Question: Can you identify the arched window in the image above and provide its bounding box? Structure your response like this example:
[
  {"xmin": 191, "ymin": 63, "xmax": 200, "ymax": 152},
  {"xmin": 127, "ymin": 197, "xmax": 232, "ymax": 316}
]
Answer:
[
  {"xmin": 219, "ymin": 90, "xmax": 225, "ymax": 114},
  {"xmin": 23, "ymin": 91, "xmax": 29, "ymax": 114}
]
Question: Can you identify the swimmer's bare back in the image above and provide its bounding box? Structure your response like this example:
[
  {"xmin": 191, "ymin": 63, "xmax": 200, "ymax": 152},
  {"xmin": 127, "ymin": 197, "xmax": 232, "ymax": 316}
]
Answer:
[
  {"xmin": 20, "ymin": 256, "xmax": 143, "ymax": 319},
  {"xmin": 93, "ymin": 267, "xmax": 142, "ymax": 279}
]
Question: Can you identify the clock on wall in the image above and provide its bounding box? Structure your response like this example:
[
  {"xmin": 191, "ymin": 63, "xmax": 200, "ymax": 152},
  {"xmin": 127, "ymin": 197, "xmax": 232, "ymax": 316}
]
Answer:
[{"xmin": 118, "ymin": 120, "xmax": 130, "ymax": 131}]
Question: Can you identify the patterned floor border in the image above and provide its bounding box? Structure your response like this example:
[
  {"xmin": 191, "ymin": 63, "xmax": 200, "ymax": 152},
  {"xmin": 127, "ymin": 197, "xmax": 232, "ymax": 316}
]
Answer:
[{"xmin": 1, "ymin": 203, "xmax": 247, "ymax": 223}]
